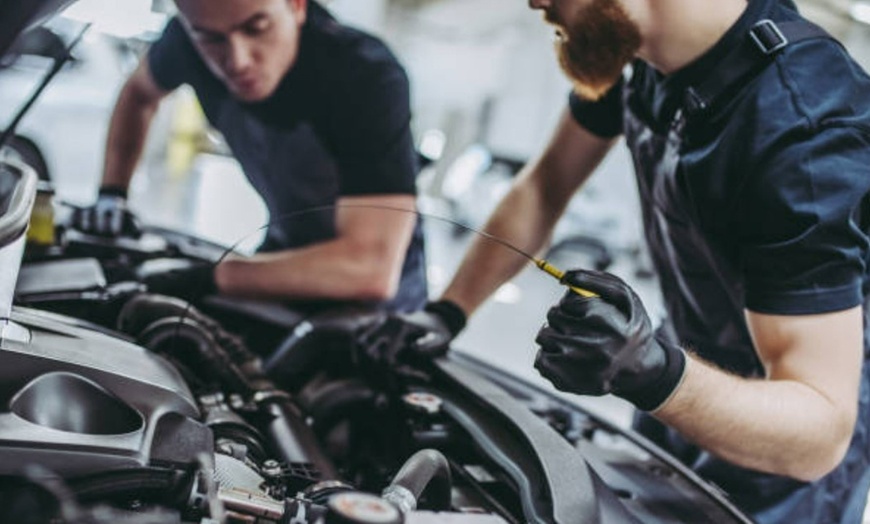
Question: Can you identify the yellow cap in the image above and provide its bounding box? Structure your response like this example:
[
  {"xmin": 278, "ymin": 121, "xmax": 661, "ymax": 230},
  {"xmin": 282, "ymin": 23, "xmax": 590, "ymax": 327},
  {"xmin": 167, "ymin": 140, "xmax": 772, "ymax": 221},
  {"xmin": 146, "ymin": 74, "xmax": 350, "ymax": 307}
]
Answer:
[{"xmin": 535, "ymin": 260, "xmax": 598, "ymax": 298}]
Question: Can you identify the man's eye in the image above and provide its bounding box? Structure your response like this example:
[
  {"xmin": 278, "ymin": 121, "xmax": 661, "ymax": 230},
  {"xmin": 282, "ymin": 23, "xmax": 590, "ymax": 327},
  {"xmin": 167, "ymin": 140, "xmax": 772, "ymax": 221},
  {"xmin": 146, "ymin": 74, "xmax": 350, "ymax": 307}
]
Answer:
[
  {"xmin": 195, "ymin": 33, "xmax": 225, "ymax": 45},
  {"xmin": 244, "ymin": 19, "xmax": 271, "ymax": 36}
]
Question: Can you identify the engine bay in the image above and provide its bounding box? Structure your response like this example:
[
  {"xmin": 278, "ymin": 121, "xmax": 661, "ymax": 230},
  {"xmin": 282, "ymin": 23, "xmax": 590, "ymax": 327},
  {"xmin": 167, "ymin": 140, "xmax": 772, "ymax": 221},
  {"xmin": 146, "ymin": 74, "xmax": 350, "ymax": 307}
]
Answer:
[{"xmin": 0, "ymin": 158, "xmax": 753, "ymax": 524}]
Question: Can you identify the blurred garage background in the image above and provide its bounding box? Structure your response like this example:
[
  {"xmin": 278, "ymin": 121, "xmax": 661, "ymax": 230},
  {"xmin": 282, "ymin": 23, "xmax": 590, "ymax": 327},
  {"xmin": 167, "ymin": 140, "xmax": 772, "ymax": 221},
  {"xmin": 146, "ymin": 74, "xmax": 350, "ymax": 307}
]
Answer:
[{"xmin": 2, "ymin": 0, "xmax": 869, "ymax": 437}]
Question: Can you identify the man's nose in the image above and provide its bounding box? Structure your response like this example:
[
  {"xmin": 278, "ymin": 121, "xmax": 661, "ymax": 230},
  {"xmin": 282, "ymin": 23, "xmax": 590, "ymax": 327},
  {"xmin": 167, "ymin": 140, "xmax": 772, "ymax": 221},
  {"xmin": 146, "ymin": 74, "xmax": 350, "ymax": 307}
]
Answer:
[
  {"xmin": 225, "ymin": 36, "xmax": 253, "ymax": 74},
  {"xmin": 529, "ymin": 0, "xmax": 551, "ymax": 10}
]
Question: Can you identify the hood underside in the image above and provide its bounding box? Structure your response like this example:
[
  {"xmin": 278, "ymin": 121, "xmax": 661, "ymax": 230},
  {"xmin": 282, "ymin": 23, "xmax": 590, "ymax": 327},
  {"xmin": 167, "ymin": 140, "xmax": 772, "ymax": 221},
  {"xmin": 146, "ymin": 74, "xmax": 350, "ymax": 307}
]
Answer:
[{"xmin": 0, "ymin": 0, "xmax": 77, "ymax": 57}]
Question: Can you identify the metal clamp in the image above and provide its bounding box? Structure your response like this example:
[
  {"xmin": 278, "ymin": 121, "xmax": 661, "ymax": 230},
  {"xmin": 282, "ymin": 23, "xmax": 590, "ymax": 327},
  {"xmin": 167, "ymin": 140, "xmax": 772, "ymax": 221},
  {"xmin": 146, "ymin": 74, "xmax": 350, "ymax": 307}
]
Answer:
[
  {"xmin": 382, "ymin": 484, "xmax": 417, "ymax": 514},
  {"xmin": 750, "ymin": 19, "xmax": 788, "ymax": 55}
]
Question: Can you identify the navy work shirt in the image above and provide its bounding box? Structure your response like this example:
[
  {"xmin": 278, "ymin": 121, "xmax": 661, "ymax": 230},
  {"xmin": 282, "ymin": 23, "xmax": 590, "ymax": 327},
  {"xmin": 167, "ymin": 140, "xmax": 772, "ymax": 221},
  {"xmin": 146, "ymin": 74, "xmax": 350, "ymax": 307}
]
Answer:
[
  {"xmin": 147, "ymin": 3, "xmax": 427, "ymax": 312},
  {"xmin": 570, "ymin": 0, "xmax": 870, "ymax": 522}
]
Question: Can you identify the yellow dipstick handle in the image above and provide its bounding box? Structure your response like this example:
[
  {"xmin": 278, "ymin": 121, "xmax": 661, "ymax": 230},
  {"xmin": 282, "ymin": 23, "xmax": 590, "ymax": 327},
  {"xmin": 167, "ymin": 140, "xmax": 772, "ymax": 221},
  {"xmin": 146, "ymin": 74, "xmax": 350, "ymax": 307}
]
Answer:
[{"xmin": 535, "ymin": 259, "xmax": 598, "ymax": 298}]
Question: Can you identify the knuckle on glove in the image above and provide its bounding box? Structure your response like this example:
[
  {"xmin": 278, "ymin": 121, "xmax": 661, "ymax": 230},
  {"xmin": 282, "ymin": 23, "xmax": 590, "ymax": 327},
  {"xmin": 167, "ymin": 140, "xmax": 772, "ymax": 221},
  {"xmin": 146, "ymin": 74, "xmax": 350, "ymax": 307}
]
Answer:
[
  {"xmin": 547, "ymin": 304, "xmax": 593, "ymax": 328},
  {"xmin": 540, "ymin": 332, "xmax": 609, "ymax": 355},
  {"xmin": 563, "ymin": 270, "xmax": 623, "ymax": 296}
]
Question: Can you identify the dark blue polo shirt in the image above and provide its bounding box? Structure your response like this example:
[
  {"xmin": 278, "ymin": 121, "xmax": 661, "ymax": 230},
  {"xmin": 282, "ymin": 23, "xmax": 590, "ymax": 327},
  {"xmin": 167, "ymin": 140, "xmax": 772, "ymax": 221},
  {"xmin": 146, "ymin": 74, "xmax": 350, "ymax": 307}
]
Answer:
[
  {"xmin": 570, "ymin": 0, "xmax": 870, "ymax": 522},
  {"xmin": 147, "ymin": 3, "xmax": 427, "ymax": 312}
]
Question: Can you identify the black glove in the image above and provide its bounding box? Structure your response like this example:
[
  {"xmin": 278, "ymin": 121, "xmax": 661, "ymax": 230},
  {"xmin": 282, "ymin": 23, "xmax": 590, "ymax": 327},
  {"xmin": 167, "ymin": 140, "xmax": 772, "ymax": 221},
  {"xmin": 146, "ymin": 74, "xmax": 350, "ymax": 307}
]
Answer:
[
  {"xmin": 359, "ymin": 300, "xmax": 467, "ymax": 364},
  {"xmin": 72, "ymin": 186, "xmax": 141, "ymax": 237},
  {"xmin": 534, "ymin": 270, "xmax": 686, "ymax": 411},
  {"xmin": 137, "ymin": 258, "xmax": 218, "ymax": 301}
]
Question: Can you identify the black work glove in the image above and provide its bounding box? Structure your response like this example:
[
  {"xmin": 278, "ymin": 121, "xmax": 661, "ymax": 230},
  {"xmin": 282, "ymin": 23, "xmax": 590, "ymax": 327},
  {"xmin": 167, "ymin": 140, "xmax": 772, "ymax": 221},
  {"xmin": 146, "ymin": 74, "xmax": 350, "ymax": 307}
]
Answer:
[
  {"xmin": 359, "ymin": 300, "xmax": 467, "ymax": 364},
  {"xmin": 534, "ymin": 270, "xmax": 686, "ymax": 411},
  {"xmin": 72, "ymin": 186, "xmax": 141, "ymax": 237},
  {"xmin": 137, "ymin": 258, "xmax": 218, "ymax": 301}
]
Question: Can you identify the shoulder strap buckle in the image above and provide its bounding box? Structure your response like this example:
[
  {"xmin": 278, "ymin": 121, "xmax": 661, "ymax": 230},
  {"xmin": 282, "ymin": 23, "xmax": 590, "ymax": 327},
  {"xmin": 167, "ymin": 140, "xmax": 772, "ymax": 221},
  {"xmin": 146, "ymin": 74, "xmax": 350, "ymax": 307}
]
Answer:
[
  {"xmin": 684, "ymin": 87, "xmax": 708, "ymax": 115},
  {"xmin": 750, "ymin": 19, "xmax": 789, "ymax": 55},
  {"xmin": 683, "ymin": 19, "xmax": 830, "ymax": 120}
]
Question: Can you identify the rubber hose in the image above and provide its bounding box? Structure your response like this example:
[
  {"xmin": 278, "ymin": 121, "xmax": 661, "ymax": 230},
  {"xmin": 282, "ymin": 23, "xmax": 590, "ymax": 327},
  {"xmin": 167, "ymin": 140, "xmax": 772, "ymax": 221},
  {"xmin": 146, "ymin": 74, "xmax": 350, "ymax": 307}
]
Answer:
[
  {"xmin": 386, "ymin": 449, "xmax": 451, "ymax": 511},
  {"xmin": 138, "ymin": 316, "xmax": 255, "ymax": 395},
  {"xmin": 298, "ymin": 378, "xmax": 376, "ymax": 436},
  {"xmin": 68, "ymin": 468, "xmax": 187, "ymax": 505},
  {"xmin": 117, "ymin": 293, "xmax": 197, "ymax": 335},
  {"xmin": 262, "ymin": 397, "xmax": 338, "ymax": 480},
  {"xmin": 118, "ymin": 293, "xmax": 264, "ymax": 373}
]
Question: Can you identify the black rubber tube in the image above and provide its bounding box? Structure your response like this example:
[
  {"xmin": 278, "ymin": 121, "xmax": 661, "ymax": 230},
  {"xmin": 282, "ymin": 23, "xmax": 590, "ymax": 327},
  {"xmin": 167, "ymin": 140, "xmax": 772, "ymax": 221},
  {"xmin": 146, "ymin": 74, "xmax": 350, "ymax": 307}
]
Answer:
[
  {"xmin": 138, "ymin": 317, "xmax": 255, "ymax": 396},
  {"xmin": 263, "ymin": 397, "xmax": 338, "ymax": 480},
  {"xmin": 264, "ymin": 320, "xmax": 351, "ymax": 390},
  {"xmin": 118, "ymin": 294, "xmax": 262, "ymax": 368},
  {"xmin": 263, "ymin": 308, "xmax": 384, "ymax": 390},
  {"xmin": 388, "ymin": 449, "xmax": 452, "ymax": 511},
  {"xmin": 120, "ymin": 293, "xmax": 338, "ymax": 482},
  {"xmin": 68, "ymin": 468, "xmax": 186, "ymax": 504},
  {"xmin": 139, "ymin": 319, "xmax": 338, "ymax": 480},
  {"xmin": 117, "ymin": 293, "xmax": 193, "ymax": 336},
  {"xmin": 299, "ymin": 378, "xmax": 376, "ymax": 437},
  {"xmin": 120, "ymin": 294, "xmax": 271, "ymax": 390}
]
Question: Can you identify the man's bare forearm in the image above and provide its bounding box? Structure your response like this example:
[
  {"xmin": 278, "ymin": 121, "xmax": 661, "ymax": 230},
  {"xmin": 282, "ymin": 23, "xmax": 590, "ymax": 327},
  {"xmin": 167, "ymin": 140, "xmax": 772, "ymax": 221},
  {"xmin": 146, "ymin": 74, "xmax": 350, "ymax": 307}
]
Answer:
[
  {"xmin": 102, "ymin": 86, "xmax": 160, "ymax": 189},
  {"xmin": 215, "ymin": 195, "xmax": 417, "ymax": 301},
  {"xmin": 214, "ymin": 237, "xmax": 405, "ymax": 301},
  {"xmin": 441, "ymin": 173, "xmax": 566, "ymax": 315},
  {"xmin": 441, "ymin": 115, "xmax": 617, "ymax": 316},
  {"xmin": 102, "ymin": 60, "xmax": 166, "ymax": 190},
  {"xmin": 656, "ymin": 355, "xmax": 857, "ymax": 481}
]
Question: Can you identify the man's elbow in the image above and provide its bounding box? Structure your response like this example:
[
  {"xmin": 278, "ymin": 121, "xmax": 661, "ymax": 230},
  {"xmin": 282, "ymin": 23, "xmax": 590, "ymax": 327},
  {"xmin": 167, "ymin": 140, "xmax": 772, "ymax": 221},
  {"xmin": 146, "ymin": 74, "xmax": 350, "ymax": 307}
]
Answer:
[
  {"xmin": 348, "ymin": 252, "xmax": 403, "ymax": 301},
  {"xmin": 783, "ymin": 414, "xmax": 855, "ymax": 482},
  {"xmin": 788, "ymin": 444, "xmax": 850, "ymax": 482},
  {"xmin": 339, "ymin": 236, "xmax": 408, "ymax": 301},
  {"xmin": 350, "ymin": 269, "xmax": 400, "ymax": 301}
]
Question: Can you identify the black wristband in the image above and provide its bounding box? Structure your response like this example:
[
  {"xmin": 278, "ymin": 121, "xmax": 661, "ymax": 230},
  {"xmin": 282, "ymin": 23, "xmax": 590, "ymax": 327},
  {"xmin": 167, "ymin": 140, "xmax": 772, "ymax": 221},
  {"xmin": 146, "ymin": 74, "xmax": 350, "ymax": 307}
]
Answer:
[
  {"xmin": 99, "ymin": 185, "xmax": 128, "ymax": 199},
  {"xmin": 424, "ymin": 300, "xmax": 467, "ymax": 337},
  {"xmin": 190, "ymin": 262, "xmax": 218, "ymax": 296},
  {"xmin": 624, "ymin": 338, "xmax": 686, "ymax": 411}
]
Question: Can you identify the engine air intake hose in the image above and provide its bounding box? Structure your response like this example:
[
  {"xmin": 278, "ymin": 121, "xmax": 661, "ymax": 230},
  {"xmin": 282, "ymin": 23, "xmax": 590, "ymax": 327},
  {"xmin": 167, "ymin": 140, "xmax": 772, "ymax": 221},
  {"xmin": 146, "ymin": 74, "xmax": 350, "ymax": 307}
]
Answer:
[
  {"xmin": 119, "ymin": 294, "xmax": 338, "ymax": 483},
  {"xmin": 119, "ymin": 294, "xmax": 269, "ymax": 382},
  {"xmin": 260, "ymin": 395, "xmax": 339, "ymax": 481}
]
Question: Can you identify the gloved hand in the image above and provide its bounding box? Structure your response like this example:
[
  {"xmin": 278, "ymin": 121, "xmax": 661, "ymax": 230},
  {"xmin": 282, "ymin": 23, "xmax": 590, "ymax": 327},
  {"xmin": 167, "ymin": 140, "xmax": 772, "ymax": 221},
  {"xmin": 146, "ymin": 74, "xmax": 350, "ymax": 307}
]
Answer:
[
  {"xmin": 137, "ymin": 258, "xmax": 218, "ymax": 301},
  {"xmin": 72, "ymin": 186, "xmax": 141, "ymax": 237},
  {"xmin": 359, "ymin": 300, "xmax": 467, "ymax": 364},
  {"xmin": 534, "ymin": 270, "xmax": 686, "ymax": 411}
]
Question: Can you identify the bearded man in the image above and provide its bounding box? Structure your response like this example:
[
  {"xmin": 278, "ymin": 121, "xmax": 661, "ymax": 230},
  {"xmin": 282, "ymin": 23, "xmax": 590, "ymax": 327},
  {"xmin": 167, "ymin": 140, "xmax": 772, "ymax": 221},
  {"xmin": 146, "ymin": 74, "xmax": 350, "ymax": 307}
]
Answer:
[
  {"xmin": 370, "ymin": 0, "xmax": 870, "ymax": 521},
  {"xmin": 76, "ymin": 0, "xmax": 427, "ymax": 312}
]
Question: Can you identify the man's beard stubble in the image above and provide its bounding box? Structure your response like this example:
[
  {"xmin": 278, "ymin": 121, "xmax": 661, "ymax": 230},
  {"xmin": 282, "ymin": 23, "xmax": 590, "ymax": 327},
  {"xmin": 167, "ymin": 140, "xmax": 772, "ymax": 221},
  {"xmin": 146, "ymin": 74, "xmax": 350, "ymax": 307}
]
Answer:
[{"xmin": 551, "ymin": 0, "xmax": 642, "ymax": 101}]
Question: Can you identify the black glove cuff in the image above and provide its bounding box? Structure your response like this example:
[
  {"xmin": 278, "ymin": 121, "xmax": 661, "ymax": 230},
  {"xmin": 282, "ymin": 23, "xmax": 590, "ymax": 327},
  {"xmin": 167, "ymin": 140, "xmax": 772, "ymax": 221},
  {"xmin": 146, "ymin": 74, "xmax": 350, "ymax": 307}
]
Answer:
[
  {"xmin": 625, "ymin": 338, "xmax": 687, "ymax": 412},
  {"xmin": 424, "ymin": 300, "xmax": 467, "ymax": 337},
  {"xmin": 191, "ymin": 263, "xmax": 219, "ymax": 297},
  {"xmin": 99, "ymin": 185, "xmax": 128, "ymax": 199}
]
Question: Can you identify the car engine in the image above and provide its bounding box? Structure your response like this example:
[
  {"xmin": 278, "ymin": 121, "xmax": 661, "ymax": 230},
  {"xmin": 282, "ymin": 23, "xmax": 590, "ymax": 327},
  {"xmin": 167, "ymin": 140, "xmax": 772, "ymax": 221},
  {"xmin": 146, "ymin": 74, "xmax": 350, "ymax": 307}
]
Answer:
[{"xmin": 0, "ymin": 155, "xmax": 757, "ymax": 524}]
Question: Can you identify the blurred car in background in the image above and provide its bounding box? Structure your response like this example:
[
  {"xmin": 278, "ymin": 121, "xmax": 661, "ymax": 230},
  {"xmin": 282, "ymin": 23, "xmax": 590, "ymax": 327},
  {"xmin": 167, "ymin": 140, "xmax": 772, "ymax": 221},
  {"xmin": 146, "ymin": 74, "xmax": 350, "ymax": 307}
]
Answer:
[
  {"xmin": 0, "ymin": 19, "xmax": 143, "ymax": 204},
  {"xmin": 0, "ymin": 21, "xmax": 131, "ymax": 200}
]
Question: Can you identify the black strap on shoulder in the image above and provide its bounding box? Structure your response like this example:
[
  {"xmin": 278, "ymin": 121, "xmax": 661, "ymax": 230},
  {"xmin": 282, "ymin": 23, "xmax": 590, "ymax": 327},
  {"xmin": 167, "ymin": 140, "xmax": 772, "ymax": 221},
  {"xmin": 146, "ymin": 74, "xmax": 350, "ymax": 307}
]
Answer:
[{"xmin": 684, "ymin": 19, "xmax": 830, "ymax": 118}]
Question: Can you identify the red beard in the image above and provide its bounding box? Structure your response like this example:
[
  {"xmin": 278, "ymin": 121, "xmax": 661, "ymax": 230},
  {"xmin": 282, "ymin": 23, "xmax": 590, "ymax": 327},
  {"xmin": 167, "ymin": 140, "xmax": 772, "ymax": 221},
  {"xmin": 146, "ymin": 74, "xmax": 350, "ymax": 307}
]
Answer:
[{"xmin": 551, "ymin": 0, "xmax": 641, "ymax": 101}]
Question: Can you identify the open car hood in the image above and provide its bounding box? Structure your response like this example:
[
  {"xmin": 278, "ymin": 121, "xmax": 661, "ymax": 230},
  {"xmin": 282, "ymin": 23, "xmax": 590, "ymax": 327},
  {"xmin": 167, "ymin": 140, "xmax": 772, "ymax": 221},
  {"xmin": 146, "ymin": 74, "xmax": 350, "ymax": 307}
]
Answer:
[{"xmin": 0, "ymin": 0, "xmax": 77, "ymax": 57}]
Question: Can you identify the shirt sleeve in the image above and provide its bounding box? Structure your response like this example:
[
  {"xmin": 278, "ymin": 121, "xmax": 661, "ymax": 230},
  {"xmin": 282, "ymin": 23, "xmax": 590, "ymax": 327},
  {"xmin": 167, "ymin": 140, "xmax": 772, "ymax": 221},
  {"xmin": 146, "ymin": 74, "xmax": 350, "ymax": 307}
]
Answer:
[
  {"xmin": 737, "ymin": 125, "xmax": 870, "ymax": 315},
  {"xmin": 567, "ymin": 80, "xmax": 624, "ymax": 139},
  {"xmin": 147, "ymin": 17, "xmax": 195, "ymax": 92}
]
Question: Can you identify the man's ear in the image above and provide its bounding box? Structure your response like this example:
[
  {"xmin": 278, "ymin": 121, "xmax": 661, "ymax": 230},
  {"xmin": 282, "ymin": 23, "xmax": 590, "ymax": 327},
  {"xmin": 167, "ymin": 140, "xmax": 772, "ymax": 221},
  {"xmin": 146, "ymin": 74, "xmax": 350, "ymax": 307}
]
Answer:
[{"xmin": 290, "ymin": 0, "xmax": 307, "ymax": 26}]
